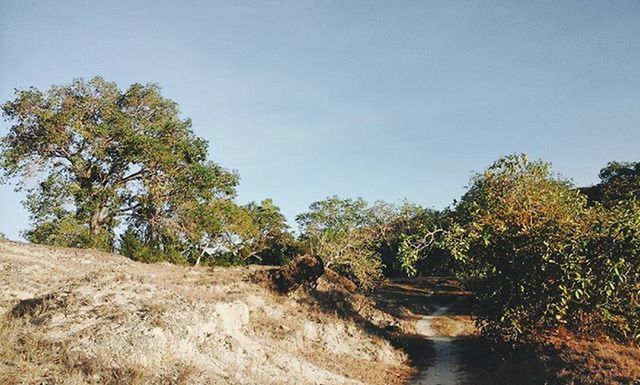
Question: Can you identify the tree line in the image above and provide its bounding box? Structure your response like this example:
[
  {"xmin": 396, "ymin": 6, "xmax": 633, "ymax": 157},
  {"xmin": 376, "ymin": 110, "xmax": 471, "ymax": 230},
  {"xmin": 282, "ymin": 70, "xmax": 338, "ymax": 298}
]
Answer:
[{"xmin": 1, "ymin": 78, "xmax": 638, "ymax": 345}]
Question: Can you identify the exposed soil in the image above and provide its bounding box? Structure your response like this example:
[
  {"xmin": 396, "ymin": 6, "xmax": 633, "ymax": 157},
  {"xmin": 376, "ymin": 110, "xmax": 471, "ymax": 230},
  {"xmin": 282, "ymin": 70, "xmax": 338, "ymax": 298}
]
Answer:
[
  {"xmin": 413, "ymin": 305, "xmax": 464, "ymax": 385},
  {"xmin": 0, "ymin": 240, "xmax": 408, "ymax": 385},
  {"xmin": 370, "ymin": 277, "xmax": 476, "ymax": 385}
]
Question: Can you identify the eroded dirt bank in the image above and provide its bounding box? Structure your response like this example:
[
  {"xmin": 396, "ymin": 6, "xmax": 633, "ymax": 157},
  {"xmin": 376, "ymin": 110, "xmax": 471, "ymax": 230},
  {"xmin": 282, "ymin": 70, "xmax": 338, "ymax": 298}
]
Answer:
[{"xmin": 0, "ymin": 240, "xmax": 410, "ymax": 385}]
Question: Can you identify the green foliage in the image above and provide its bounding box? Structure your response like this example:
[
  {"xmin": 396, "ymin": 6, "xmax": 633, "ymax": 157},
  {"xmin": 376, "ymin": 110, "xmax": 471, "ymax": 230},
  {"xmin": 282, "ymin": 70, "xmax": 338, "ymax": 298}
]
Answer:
[
  {"xmin": 296, "ymin": 197, "xmax": 447, "ymax": 289},
  {"xmin": 119, "ymin": 227, "xmax": 188, "ymax": 264},
  {"xmin": 364, "ymin": 200, "xmax": 449, "ymax": 277},
  {"xmin": 447, "ymin": 154, "xmax": 591, "ymax": 341},
  {"xmin": 581, "ymin": 161, "xmax": 640, "ymax": 206},
  {"xmin": 243, "ymin": 199, "xmax": 299, "ymax": 265},
  {"xmin": 393, "ymin": 206, "xmax": 448, "ymax": 276},
  {"xmin": 5, "ymin": 78, "xmax": 637, "ymax": 346},
  {"xmin": 583, "ymin": 201, "xmax": 640, "ymax": 342},
  {"xmin": 1, "ymin": 77, "xmax": 238, "ymax": 255},
  {"xmin": 297, "ymin": 197, "xmax": 382, "ymax": 289},
  {"xmin": 23, "ymin": 215, "xmax": 94, "ymax": 249},
  {"xmin": 176, "ymin": 198, "xmax": 297, "ymax": 266},
  {"xmin": 447, "ymin": 154, "xmax": 640, "ymax": 344}
]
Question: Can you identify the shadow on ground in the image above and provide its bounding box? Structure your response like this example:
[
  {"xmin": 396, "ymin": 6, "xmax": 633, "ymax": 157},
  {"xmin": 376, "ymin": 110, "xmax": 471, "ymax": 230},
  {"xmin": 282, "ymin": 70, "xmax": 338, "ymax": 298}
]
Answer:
[
  {"xmin": 308, "ymin": 277, "xmax": 473, "ymax": 382},
  {"xmin": 370, "ymin": 277, "xmax": 473, "ymax": 317}
]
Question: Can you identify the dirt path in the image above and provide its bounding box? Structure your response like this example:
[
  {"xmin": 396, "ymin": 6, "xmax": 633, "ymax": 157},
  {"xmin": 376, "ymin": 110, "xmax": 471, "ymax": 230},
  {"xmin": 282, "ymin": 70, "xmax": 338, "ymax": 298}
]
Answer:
[
  {"xmin": 370, "ymin": 278, "xmax": 475, "ymax": 385},
  {"xmin": 413, "ymin": 305, "xmax": 463, "ymax": 385},
  {"xmin": 371, "ymin": 277, "xmax": 640, "ymax": 385}
]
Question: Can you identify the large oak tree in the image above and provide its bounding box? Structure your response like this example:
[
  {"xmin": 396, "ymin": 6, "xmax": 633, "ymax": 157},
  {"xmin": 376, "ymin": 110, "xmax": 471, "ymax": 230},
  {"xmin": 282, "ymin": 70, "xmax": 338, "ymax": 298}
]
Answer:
[{"xmin": 1, "ymin": 77, "xmax": 238, "ymax": 251}]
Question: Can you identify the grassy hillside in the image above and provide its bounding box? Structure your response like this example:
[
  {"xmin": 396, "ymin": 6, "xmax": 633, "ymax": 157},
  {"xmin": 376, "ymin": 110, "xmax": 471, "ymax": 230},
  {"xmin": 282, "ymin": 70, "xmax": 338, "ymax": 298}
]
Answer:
[{"xmin": 0, "ymin": 240, "xmax": 410, "ymax": 385}]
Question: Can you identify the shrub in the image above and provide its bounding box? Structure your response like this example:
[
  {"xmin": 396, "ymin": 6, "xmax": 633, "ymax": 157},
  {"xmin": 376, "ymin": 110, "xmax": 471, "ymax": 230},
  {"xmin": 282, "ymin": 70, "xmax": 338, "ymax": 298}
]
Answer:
[
  {"xmin": 296, "ymin": 197, "xmax": 384, "ymax": 290},
  {"xmin": 448, "ymin": 154, "xmax": 640, "ymax": 344},
  {"xmin": 297, "ymin": 197, "xmax": 449, "ymax": 289},
  {"xmin": 583, "ymin": 201, "xmax": 640, "ymax": 342},
  {"xmin": 119, "ymin": 228, "xmax": 188, "ymax": 265},
  {"xmin": 23, "ymin": 216, "xmax": 113, "ymax": 252},
  {"xmin": 447, "ymin": 154, "xmax": 592, "ymax": 342}
]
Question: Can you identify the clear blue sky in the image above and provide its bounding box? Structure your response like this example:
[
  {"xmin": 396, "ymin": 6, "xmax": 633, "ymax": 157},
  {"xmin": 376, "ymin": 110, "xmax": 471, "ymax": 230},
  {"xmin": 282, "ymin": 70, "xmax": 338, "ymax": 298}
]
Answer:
[{"xmin": 1, "ymin": 1, "xmax": 639, "ymax": 239}]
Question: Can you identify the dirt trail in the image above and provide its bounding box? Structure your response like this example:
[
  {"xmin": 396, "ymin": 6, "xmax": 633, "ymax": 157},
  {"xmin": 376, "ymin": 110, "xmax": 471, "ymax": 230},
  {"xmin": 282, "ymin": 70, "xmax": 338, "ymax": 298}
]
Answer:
[
  {"xmin": 370, "ymin": 278, "xmax": 475, "ymax": 385},
  {"xmin": 414, "ymin": 304, "xmax": 463, "ymax": 385},
  {"xmin": 372, "ymin": 277, "xmax": 640, "ymax": 385}
]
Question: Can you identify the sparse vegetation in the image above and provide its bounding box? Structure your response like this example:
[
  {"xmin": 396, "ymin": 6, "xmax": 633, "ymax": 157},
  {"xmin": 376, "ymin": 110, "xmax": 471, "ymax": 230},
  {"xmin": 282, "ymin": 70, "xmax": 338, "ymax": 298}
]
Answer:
[{"xmin": 0, "ymin": 240, "xmax": 409, "ymax": 385}]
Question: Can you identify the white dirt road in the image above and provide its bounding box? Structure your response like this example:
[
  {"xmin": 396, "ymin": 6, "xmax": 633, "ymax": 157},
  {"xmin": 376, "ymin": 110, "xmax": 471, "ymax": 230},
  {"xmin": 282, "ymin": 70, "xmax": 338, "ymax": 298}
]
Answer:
[{"xmin": 414, "ymin": 305, "xmax": 465, "ymax": 385}]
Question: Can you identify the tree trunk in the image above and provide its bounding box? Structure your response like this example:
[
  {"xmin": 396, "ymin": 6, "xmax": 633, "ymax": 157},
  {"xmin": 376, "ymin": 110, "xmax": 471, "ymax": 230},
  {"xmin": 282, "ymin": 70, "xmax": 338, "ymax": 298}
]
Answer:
[
  {"xmin": 195, "ymin": 248, "xmax": 206, "ymax": 266},
  {"xmin": 89, "ymin": 210, "xmax": 100, "ymax": 236}
]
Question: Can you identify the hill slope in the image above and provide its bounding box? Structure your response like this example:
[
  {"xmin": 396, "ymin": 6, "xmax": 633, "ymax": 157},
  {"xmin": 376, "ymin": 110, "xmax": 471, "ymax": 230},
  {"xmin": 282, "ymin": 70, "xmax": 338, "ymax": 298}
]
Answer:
[{"xmin": 0, "ymin": 241, "xmax": 408, "ymax": 385}]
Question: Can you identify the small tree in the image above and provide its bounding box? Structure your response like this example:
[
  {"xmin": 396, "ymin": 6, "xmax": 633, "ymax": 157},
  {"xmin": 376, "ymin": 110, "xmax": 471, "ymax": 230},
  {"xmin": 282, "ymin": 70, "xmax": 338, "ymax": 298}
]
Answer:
[
  {"xmin": 296, "ymin": 196, "xmax": 383, "ymax": 289},
  {"xmin": 296, "ymin": 197, "xmax": 451, "ymax": 288},
  {"xmin": 365, "ymin": 201, "xmax": 447, "ymax": 276},
  {"xmin": 176, "ymin": 199, "xmax": 296, "ymax": 266},
  {"xmin": 243, "ymin": 199, "xmax": 298, "ymax": 265}
]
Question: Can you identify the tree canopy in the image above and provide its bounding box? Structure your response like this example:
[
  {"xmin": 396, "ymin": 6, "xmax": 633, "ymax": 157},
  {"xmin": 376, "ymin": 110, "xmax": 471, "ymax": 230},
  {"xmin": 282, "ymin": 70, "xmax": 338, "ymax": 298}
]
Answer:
[
  {"xmin": 1, "ymin": 77, "xmax": 238, "ymax": 252},
  {"xmin": 296, "ymin": 196, "xmax": 447, "ymax": 289},
  {"xmin": 581, "ymin": 161, "xmax": 640, "ymax": 206}
]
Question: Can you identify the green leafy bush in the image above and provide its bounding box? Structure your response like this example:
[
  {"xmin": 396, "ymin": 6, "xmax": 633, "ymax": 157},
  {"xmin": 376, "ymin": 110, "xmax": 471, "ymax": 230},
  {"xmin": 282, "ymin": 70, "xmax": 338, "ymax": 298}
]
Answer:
[
  {"xmin": 24, "ymin": 215, "xmax": 113, "ymax": 251},
  {"xmin": 448, "ymin": 154, "xmax": 640, "ymax": 344},
  {"xmin": 447, "ymin": 155, "xmax": 592, "ymax": 341},
  {"xmin": 583, "ymin": 201, "xmax": 640, "ymax": 342},
  {"xmin": 296, "ymin": 197, "xmax": 383, "ymax": 290},
  {"xmin": 119, "ymin": 228, "xmax": 188, "ymax": 264},
  {"xmin": 297, "ymin": 197, "xmax": 448, "ymax": 289}
]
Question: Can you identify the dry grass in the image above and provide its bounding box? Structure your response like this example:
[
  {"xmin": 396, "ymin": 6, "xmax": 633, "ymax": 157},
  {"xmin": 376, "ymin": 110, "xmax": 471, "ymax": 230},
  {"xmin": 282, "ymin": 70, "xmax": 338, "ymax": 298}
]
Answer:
[
  {"xmin": 549, "ymin": 331, "xmax": 640, "ymax": 385},
  {"xmin": 11, "ymin": 240, "xmax": 634, "ymax": 384},
  {"xmin": 458, "ymin": 330, "xmax": 640, "ymax": 385},
  {"xmin": 0, "ymin": 240, "xmax": 409, "ymax": 385},
  {"xmin": 430, "ymin": 315, "xmax": 476, "ymax": 337},
  {"xmin": 0, "ymin": 314, "xmax": 157, "ymax": 385}
]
